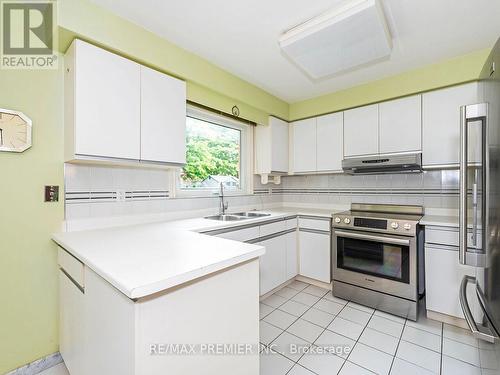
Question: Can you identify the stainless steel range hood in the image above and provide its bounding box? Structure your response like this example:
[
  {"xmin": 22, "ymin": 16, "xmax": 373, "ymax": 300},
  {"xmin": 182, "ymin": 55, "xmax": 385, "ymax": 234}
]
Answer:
[{"xmin": 342, "ymin": 153, "xmax": 422, "ymax": 174}]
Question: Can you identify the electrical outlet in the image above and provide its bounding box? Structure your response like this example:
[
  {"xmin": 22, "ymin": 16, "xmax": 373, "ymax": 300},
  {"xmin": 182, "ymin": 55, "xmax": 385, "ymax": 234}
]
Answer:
[{"xmin": 116, "ymin": 190, "xmax": 126, "ymax": 202}]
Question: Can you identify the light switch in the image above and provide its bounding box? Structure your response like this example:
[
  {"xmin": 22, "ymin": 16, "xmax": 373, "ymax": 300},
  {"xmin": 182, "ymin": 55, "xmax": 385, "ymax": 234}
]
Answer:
[{"xmin": 45, "ymin": 185, "xmax": 59, "ymax": 202}]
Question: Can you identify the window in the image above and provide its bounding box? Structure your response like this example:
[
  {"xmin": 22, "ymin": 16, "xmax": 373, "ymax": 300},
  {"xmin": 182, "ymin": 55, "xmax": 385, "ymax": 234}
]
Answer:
[{"xmin": 176, "ymin": 106, "xmax": 252, "ymax": 195}]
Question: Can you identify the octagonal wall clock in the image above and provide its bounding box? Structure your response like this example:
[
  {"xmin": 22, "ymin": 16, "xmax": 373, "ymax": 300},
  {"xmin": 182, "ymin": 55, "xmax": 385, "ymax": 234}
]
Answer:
[{"xmin": 0, "ymin": 108, "xmax": 32, "ymax": 152}]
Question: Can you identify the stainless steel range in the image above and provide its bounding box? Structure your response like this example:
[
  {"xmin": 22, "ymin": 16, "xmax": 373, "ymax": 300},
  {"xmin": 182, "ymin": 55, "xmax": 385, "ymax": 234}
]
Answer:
[{"xmin": 332, "ymin": 203, "xmax": 424, "ymax": 321}]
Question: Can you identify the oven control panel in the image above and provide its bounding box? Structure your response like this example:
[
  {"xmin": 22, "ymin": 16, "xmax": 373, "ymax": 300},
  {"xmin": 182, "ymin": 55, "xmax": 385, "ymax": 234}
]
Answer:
[{"xmin": 332, "ymin": 215, "xmax": 417, "ymax": 235}]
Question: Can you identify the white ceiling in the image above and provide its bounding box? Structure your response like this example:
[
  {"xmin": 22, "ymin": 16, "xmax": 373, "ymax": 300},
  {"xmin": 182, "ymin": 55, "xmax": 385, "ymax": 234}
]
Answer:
[{"xmin": 89, "ymin": 0, "xmax": 500, "ymax": 103}]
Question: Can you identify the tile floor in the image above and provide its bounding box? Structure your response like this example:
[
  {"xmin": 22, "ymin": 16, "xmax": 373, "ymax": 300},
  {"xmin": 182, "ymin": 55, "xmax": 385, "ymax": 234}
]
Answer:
[
  {"xmin": 260, "ymin": 280, "xmax": 499, "ymax": 375},
  {"xmin": 36, "ymin": 281, "xmax": 499, "ymax": 375}
]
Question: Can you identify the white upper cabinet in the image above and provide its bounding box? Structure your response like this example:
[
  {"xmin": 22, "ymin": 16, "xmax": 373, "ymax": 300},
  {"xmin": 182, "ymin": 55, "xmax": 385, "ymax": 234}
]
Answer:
[
  {"xmin": 140, "ymin": 66, "xmax": 186, "ymax": 164},
  {"xmin": 255, "ymin": 116, "xmax": 289, "ymax": 176},
  {"xmin": 343, "ymin": 104, "xmax": 379, "ymax": 157},
  {"xmin": 67, "ymin": 39, "xmax": 141, "ymax": 160},
  {"xmin": 65, "ymin": 39, "xmax": 187, "ymax": 166},
  {"xmin": 422, "ymin": 82, "xmax": 482, "ymax": 167},
  {"xmin": 316, "ymin": 113, "xmax": 343, "ymax": 172},
  {"xmin": 379, "ymin": 95, "xmax": 422, "ymax": 154},
  {"xmin": 292, "ymin": 118, "xmax": 317, "ymax": 173}
]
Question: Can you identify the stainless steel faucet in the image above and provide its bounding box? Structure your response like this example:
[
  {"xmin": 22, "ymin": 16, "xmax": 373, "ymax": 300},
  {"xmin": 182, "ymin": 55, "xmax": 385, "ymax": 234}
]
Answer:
[{"xmin": 218, "ymin": 182, "xmax": 228, "ymax": 215}]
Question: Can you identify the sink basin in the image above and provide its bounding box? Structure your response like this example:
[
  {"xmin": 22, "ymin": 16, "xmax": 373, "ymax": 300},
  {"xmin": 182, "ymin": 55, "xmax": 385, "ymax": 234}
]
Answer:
[
  {"xmin": 232, "ymin": 212, "xmax": 271, "ymax": 218},
  {"xmin": 204, "ymin": 214, "xmax": 248, "ymax": 221}
]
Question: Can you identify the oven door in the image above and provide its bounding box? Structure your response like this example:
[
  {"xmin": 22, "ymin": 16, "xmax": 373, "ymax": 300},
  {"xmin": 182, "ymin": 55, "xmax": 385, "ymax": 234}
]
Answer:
[{"xmin": 333, "ymin": 229, "xmax": 417, "ymax": 301}]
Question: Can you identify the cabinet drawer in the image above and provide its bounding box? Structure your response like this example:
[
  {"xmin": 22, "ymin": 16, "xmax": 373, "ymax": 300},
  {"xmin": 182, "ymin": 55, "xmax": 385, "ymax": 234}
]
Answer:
[
  {"xmin": 285, "ymin": 218, "xmax": 297, "ymax": 230},
  {"xmin": 58, "ymin": 247, "xmax": 85, "ymax": 289},
  {"xmin": 216, "ymin": 226, "xmax": 259, "ymax": 242},
  {"xmin": 260, "ymin": 220, "xmax": 287, "ymax": 237},
  {"xmin": 298, "ymin": 217, "xmax": 331, "ymax": 232},
  {"xmin": 425, "ymin": 226, "xmax": 482, "ymax": 248}
]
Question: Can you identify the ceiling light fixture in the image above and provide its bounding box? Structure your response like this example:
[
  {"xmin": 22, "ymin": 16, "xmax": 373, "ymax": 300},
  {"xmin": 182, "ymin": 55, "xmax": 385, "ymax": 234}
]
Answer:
[{"xmin": 279, "ymin": 0, "xmax": 392, "ymax": 80}]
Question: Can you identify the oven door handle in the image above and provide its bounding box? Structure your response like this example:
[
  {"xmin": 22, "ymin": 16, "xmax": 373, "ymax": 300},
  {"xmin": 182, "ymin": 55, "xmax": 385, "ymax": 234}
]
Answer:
[{"xmin": 334, "ymin": 230, "xmax": 411, "ymax": 246}]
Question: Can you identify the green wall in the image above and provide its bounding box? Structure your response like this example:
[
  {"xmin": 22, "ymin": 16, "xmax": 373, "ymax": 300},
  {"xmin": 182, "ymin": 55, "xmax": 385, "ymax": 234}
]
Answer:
[
  {"xmin": 0, "ymin": 66, "xmax": 64, "ymax": 373},
  {"xmin": 289, "ymin": 48, "xmax": 491, "ymax": 120}
]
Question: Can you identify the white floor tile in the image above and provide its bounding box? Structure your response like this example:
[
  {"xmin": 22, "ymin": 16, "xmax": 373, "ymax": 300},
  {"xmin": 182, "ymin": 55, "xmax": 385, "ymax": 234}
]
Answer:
[
  {"xmin": 323, "ymin": 294, "xmax": 348, "ymax": 305},
  {"xmin": 262, "ymin": 294, "xmax": 288, "ymax": 308},
  {"xmin": 390, "ymin": 358, "xmax": 435, "ymax": 375},
  {"xmin": 396, "ymin": 340, "xmax": 441, "ymax": 373},
  {"xmin": 402, "ymin": 325, "xmax": 441, "ymax": 353},
  {"xmin": 367, "ymin": 315, "xmax": 404, "ymax": 338},
  {"xmin": 38, "ymin": 364, "xmax": 69, "ymax": 375},
  {"xmin": 406, "ymin": 316, "xmax": 442, "ymax": 336},
  {"xmin": 327, "ymin": 317, "xmax": 365, "ymax": 341},
  {"xmin": 442, "ymin": 337, "xmax": 480, "ymax": 367},
  {"xmin": 287, "ymin": 319, "xmax": 324, "ymax": 343},
  {"xmin": 303, "ymin": 284, "xmax": 329, "ymax": 297},
  {"xmin": 270, "ymin": 331, "xmax": 310, "ymax": 362},
  {"xmin": 260, "ymin": 303, "xmax": 274, "ymax": 319},
  {"xmin": 302, "ymin": 307, "xmax": 335, "ymax": 328},
  {"xmin": 348, "ymin": 343, "xmax": 393, "ymax": 375},
  {"xmin": 442, "ymin": 355, "xmax": 482, "ymax": 375},
  {"xmin": 315, "ymin": 329, "xmax": 356, "ymax": 359},
  {"xmin": 287, "ymin": 364, "xmax": 316, "ymax": 375},
  {"xmin": 292, "ymin": 292, "xmax": 321, "ymax": 306},
  {"xmin": 339, "ymin": 361, "xmax": 376, "ymax": 375},
  {"xmin": 298, "ymin": 352, "xmax": 345, "ymax": 375},
  {"xmin": 279, "ymin": 300, "xmax": 310, "ymax": 317},
  {"xmin": 263, "ymin": 309, "xmax": 298, "ymax": 330},
  {"xmin": 346, "ymin": 301, "xmax": 375, "ymax": 314},
  {"xmin": 314, "ymin": 299, "xmax": 345, "ymax": 315},
  {"xmin": 374, "ymin": 309, "xmax": 406, "ymax": 324},
  {"xmin": 359, "ymin": 327, "xmax": 399, "ymax": 355},
  {"xmin": 260, "ymin": 351, "xmax": 294, "ymax": 375},
  {"xmin": 288, "ymin": 280, "xmax": 309, "ymax": 291},
  {"xmin": 338, "ymin": 306, "xmax": 372, "ymax": 326},
  {"xmin": 275, "ymin": 286, "xmax": 300, "ymax": 300},
  {"xmin": 260, "ymin": 320, "xmax": 284, "ymax": 345},
  {"xmin": 443, "ymin": 323, "xmax": 479, "ymax": 347}
]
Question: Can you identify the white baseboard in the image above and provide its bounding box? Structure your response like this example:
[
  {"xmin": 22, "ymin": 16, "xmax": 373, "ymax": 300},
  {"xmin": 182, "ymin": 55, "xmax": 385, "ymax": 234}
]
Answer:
[{"xmin": 6, "ymin": 352, "xmax": 62, "ymax": 375}]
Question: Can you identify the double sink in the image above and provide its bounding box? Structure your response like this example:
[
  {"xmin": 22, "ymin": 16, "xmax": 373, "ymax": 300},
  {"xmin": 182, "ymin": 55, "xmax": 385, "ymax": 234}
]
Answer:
[{"xmin": 204, "ymin": 212, "xmax": 271, "ymax": 221}]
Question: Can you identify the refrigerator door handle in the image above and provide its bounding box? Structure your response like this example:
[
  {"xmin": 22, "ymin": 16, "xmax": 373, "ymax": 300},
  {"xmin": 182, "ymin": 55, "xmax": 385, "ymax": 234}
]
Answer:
[
  {"xmin": 459, "ymin": 106, "xmax": 469, "ymax": 265},
  {"xmin": 459, "ymin": 275, "xmax": 499, "ymax": 343}
]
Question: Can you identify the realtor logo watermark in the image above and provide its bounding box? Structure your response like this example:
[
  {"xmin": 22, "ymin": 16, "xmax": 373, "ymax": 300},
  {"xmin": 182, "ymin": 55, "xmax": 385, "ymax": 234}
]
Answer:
[{"xmin": 1, "ymin": 0, "xmax": 58, "ymax": 69}]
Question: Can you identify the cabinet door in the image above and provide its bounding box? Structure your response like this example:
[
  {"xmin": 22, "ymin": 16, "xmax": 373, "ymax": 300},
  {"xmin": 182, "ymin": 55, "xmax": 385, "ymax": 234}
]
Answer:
[
  {"xmin": 285, "ymin": 230, "xmax": 298, "ymax": 280},
  {"xmin": 292, "ymin": 118, "xmax": 316, "ymax": 173},
  {"xmin": 422, "ymin": 83, "xmax": 481, "ymax": 167},
  {"xmin": 140, "ymin": 66, "xmax": 186, "ymax": 164},
  {"xmin": 60, "ymin": 270, "xmax": 85, "ymax": 375},
  {"xmin": 74, "ymin": 40, "xmax": 141, "ymax": 160},
  {"xmin": 379, "ymin": 95, "xmax": 422, "ymax": 154},
  {"xmin": 259, "ymin": 236, "xmax": 287, "ymax": 295},
  {"xmin": 343, "ymin": 104, "xmax": 379, "ymax": 157},
  {"xmin": 270, "ymin": 117, "xmax": 289, "ymax": 173},
  {"xmin": 316, "ymin": 113, "xmax": 343, "ymax": 172},
  {"xmin": 299, "ymin": 231, "xmax": 331, "ymax": 283},
  {"xmin": 425, "ymin": 245, "xmax": 481, "ymax": 321}
]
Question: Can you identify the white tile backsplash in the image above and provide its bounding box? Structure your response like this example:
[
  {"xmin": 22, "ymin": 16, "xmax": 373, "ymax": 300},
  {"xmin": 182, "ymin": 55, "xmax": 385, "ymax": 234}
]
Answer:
[{"xmin": 65, "ymin": 163, "xmax": 459, "ymax": 223}]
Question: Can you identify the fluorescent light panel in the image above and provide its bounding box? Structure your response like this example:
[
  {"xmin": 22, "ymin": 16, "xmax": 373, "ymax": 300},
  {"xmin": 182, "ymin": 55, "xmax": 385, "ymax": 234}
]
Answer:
[{"xmin": 279, "ymin": 0, "xmax": 392, "ymax": 79}]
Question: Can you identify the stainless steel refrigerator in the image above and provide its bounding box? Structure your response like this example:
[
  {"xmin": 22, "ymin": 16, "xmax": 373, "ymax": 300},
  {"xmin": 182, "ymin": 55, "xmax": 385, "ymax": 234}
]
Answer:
[{"xmin": 459, "ymin": 37, "xmax": 500, "ymax": 359}]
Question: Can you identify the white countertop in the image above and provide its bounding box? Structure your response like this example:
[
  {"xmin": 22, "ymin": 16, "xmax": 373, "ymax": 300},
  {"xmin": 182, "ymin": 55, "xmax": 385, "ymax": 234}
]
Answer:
[
  {"xmin": 53, "ymin": 222, "xmax": 266, "ymax": 299},
  {"xmin": 419, "ymin": 215, "xmax": 459, "ymax": 228},
  {"xmin": 52, "ymin": 208, "xmax": 336, "ymax": 300}
]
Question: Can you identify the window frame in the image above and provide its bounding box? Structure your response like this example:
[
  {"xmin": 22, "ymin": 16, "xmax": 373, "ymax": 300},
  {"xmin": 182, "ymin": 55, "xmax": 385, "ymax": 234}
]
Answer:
[{"xmin": 173, "ymin": 105, "xmax": 253, "ymax": 198}]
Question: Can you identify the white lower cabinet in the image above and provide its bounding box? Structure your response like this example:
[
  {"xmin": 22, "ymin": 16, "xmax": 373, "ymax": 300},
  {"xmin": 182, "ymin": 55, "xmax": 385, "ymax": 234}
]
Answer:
[
  {"xmin": 299, "ymin": 230, "xmax": 331, "ymax": 283},
  {"xmin": 259, "ymin": 236, "xmax": 287, "ymax": 295},
  {"xmin": 285, "ymin": 230, "xmax": 298, "ymax": 280},
  {"xmin": 425, "ymin": 244, "xmax": 482, "ymax": 322}
]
